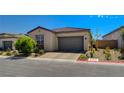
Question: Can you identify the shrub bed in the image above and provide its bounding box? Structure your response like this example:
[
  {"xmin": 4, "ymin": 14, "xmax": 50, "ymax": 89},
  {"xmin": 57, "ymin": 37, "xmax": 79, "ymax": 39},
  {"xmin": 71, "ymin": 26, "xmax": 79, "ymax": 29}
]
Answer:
[{"xmin": 78, "ymin": 54, "xmax": 88, "ymax": 60}]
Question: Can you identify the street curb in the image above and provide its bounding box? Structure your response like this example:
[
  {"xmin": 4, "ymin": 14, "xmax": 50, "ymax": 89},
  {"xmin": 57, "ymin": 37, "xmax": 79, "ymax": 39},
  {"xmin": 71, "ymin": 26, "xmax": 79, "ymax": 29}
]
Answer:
[
  {"xmin": 28, "ymin": 57, "xmax": 76, "ymax": 62},
  {"xmin": 77, "ymin": 60, "xmax": 124, "ymax": 65},
  {"xmin": 0, "ymin": 56, "xmax": 76, "ymax": 62}
]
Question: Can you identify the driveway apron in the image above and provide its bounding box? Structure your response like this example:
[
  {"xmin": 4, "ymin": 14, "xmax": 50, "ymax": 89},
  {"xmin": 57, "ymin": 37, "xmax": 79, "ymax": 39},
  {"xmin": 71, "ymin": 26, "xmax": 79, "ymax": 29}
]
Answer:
[{"xmin": 40, "ymin": 52, "xmax": 81, "ymax": 61}]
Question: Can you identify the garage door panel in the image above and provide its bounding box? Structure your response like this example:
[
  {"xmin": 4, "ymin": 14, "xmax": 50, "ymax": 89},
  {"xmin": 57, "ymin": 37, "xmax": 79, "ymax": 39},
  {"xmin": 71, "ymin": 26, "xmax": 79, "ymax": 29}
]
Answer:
[{"xmin": 58, "ymin": 37, "xmax": 84, "ymax": 52}]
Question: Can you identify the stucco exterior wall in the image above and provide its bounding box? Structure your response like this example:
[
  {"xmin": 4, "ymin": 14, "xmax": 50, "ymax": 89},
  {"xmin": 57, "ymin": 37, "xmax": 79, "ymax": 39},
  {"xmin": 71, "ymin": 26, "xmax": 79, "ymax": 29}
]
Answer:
[
  {"xmin": 28, "ymin": 28, "xmax": 91, "ymax": 51},
  {"xmin": 0, "ymin": 38, "xmax": 17, "ymax": 50},
  {"xmin": 56, "ymin": 31, "xmax": 91, "ymax": 50},
  {"xmin": 27, "ymin": 28, "xmax": 57, "ymax": 51},
  {"xmin": 103, "ymin": 28, "xmax": 124, "ymax": 48}
]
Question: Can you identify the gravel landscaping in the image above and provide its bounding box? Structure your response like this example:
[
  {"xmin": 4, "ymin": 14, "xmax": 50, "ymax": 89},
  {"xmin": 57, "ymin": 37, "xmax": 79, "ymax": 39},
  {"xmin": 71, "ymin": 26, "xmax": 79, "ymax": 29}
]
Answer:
[{"xmin": 79, "ymin": 48, "xmax": 124, "ymax": 62}]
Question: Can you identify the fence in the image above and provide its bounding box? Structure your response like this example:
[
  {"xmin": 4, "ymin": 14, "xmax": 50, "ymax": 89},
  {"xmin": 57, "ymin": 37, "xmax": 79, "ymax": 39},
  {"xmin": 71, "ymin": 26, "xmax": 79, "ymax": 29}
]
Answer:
[{"xmin": 96, "ymin": 40, "xmax": 118, "ymax": 49}]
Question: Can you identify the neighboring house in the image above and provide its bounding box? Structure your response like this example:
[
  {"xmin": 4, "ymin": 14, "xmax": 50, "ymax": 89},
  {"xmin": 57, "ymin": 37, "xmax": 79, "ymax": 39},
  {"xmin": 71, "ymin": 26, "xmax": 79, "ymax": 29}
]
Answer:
[
  {"xmin": 103, "ymin": 26, "xmax": 124, "ymax": 48},
  {"xmin": 27, "ymin": 26, "xmax": 92, "ymax": 52},
  {"xmin": 0, "ymin": 33, "xmax": 21, "ymax": 50}
]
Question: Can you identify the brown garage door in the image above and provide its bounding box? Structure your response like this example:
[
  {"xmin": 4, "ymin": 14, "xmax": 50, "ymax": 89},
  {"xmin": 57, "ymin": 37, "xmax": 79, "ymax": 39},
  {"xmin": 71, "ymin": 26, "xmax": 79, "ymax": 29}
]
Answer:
[{"xmin": 58, "ymin": 36, "xmax": 84, "ymax": 52}]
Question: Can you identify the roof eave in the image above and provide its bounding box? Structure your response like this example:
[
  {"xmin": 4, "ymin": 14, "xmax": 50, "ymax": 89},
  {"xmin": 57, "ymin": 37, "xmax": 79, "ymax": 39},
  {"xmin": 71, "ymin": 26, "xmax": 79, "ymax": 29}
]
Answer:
[{"xmin": 27, "ymin": 26, "xmax": 54, "ymax": 34}]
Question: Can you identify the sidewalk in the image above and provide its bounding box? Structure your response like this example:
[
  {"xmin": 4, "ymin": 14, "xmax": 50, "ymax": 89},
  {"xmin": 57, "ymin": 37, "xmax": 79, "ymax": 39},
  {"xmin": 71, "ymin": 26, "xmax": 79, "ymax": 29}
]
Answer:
[{"xmin": 0, "ymin": 55, "xmax": 75, "ymax": 63}]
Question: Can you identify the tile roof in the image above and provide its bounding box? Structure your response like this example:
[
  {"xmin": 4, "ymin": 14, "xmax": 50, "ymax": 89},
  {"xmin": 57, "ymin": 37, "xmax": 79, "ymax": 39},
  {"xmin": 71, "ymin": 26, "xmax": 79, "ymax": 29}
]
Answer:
[
  {"xmin": 53, "ymin": 27, "xmax": 90, "ymax": 33},
  {"xmin": 0, "ymin": 33, "xmax": 20, "ymax": 38}
]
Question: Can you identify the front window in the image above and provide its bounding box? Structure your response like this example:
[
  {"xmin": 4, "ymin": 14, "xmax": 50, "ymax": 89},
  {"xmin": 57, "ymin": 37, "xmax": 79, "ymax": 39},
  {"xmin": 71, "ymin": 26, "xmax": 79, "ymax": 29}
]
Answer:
[
  {"xmin": 35, "ymin": 35, "xmax": 44, "ymax": 48},
  {"xmin": 3, "ymin": 41, "xmax": 13, "ymax": 50}
]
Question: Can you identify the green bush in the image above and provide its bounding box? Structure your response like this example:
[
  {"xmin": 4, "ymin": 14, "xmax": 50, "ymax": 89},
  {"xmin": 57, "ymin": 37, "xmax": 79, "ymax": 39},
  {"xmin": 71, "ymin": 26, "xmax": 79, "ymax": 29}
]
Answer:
[
  {"xmin": 79, "ymin": 54, "xmax": 88, "ymax": 60},
  {"xmin": 15, "ymin": 36, "xmax": 37, "ymax": 55}
]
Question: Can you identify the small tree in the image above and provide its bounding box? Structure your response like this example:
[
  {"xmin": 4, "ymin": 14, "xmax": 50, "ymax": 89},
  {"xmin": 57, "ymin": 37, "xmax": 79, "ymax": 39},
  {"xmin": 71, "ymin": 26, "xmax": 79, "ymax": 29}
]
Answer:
[
  {"xmin": 95, "ymin": 29, "xmax": 101, "ymax": 50},
  {"xmin": 91, "ymin": 29, "xmax": 101, "ymax": 51},
  {"xmin": 15, "ymin": 36, "xmax": 37, "ymax": 55}
]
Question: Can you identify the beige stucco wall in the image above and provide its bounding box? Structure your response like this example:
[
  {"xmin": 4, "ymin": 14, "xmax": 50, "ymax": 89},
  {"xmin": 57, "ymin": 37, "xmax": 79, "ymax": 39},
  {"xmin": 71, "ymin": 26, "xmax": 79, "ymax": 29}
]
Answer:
[
  {"xmin": 103, "ymin": 28, "xmax": 124, "ymax": 48},
  {"xmin": 56, "ymin": 31, "xmax": 91, "ymax": 50},
  {"xmin": 27, "ymin": 28, "xmax": 57, "ymax": 51},
  {"xmin": 0, "ymin": 38, "xmax": 17, "ymax": 50}
]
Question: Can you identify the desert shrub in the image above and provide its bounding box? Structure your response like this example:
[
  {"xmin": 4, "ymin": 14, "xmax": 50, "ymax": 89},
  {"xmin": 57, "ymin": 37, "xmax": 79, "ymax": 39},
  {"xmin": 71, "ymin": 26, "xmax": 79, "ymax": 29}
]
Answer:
[
  {"xmin": 34, "ymin": 53, "xmax": 39, "ymax": 57},
  {"xmin": 6, "ymin": 48, "xmax": 11, "ymax": 52},
  {"xmin": 91, "ymin": 39, "xmax": 98, "ymax": 51},
  {"xmin": 0, "ymin": 51, "xmax": 3, "ymax": 55},
  {"xmin": 90, "ymin": 48, "xmax": 96, "ymax": 58},
  {"xmin": 15, "ymin": 36, "xmax": 37, "ymax": 55},
  {"xmin": 113, "ymin": 48, "xmax": 121, "ymax": 52},
  {"xmin": 39, "ymin": 49, "xmax": 45, "ymax": 55},
  {"xmin": 34, "ymin": 47, "xmax": 45, "ymax": 55},
  {"xmin": 5, "ymin": 51, "xmax": 12, "ymax": 56},
  {"xmin": 103, "ymin": 47, "xmax": 111, "ymax": 60},
  {"xmin": 118, "ymin": 55, "xmax": 124, "ymax": 60},
  {"xmin": 30, "ymin": 53, "xmax": 36, "ymax": 57},
  {"xmin": 118, "ymin": 56, "xmax": 124, "ymax": 59},
  {"xmin": 105, "ymin": 47, "xmax": 110, "ymax": 52},
  {"xmin": 118, "ymin": 52, "xmax": 124, "ymax": 60},
  {"xmin": 34, "ymin": 47, "xmax": 39, "ymax": 53},
  {"xmin": 79, "ymin": 54, "xmax": 88, "ymax": 60},
  {"xmin": 88, "ymin": 48, "xmax": 96, "ymax": 58},
  {"xmin": 12, "ymin": 50, "xmax": 19, "ymax": 56},
  {"xmin": 105, "ymin": 52, "xmax": 111, "ymax": 60},
  {"xmin": 113, "ymin": 48, "xmax": 116, "ymax": 51}
]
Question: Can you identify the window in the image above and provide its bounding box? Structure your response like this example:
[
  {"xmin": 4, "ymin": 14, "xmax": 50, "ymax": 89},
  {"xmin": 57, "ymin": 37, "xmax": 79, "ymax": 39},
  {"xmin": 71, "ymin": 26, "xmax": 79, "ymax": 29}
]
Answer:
[
  {"xmin": 3, "ymin": 41, "xmax": 13, "ymax": 50},
  {"xmin": 35, "ymin": 35, "xmax": 44, "ymax": 47}
]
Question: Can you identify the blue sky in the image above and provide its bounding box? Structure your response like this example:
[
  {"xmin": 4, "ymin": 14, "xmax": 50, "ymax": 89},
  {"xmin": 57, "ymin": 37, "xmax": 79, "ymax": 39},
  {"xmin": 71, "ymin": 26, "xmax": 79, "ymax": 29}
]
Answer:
[{"xmin": 0, "ymin": 15, "xmax": 124, "ymax": 38}]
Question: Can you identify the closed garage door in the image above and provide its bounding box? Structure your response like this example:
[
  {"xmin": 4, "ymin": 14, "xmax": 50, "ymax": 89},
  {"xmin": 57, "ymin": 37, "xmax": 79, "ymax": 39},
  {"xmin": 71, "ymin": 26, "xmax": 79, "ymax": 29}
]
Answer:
[{"xmin": 58, "ymin": 36, "xmax": 84, "ymax": 52}]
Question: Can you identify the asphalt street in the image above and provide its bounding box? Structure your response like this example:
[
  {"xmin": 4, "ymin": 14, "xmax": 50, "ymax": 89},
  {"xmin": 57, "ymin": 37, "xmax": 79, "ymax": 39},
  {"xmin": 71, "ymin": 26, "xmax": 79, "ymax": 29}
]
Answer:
[{"xmin": 0, "ymin": 57, "xmax": 124, "ymax": 77}]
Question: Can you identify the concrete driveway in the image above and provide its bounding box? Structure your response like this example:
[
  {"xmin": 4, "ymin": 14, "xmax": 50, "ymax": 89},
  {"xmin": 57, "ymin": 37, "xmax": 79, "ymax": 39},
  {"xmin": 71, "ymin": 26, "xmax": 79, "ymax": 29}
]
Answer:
[{"xmin": 40, "ymin": 52, "xmax": 81, "ymax": 60}]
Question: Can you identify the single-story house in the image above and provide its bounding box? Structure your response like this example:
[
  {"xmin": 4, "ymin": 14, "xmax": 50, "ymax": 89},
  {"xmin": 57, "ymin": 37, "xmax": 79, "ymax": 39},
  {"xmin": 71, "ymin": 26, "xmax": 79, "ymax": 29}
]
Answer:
[
  {"xmin": 0, "ymin": 33, "xmax": 21, "ymax": 50},
  {"xmin": 103, "ymin": 26, "xmax": 124, "ymax": 48},
  {"xmin": 27, "ymin": 26, "xmax": 92, "ymax": 52}
]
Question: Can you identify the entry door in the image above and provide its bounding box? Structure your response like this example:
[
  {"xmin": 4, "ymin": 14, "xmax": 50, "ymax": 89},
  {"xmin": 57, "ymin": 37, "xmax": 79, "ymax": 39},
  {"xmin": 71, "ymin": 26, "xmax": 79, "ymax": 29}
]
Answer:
[
  {"xmin": 58, "ymin": 36, "xmax": 84, "ymax": 52},
  {"xmin": 3, "ymin": 41, "xmax": 13, "ymax": 50}
]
